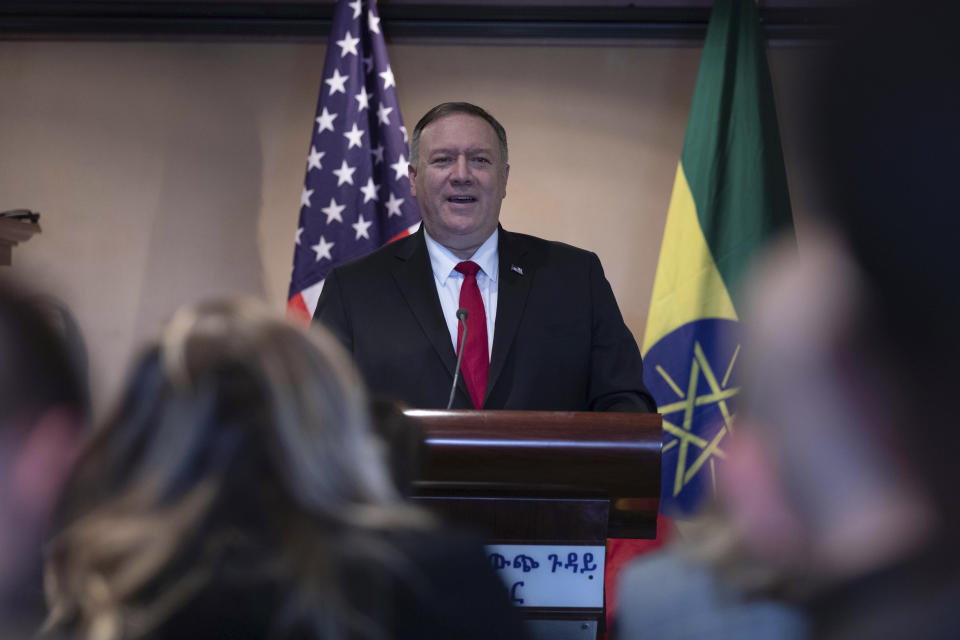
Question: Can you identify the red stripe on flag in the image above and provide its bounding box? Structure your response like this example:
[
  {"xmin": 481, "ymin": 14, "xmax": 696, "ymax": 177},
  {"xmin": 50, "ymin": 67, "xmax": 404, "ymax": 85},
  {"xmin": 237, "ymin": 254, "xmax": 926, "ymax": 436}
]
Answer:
[
  {"xmin": 604, "ymin": 513, "xmax": 674, "ymax": 633},
  {"xmin": 387, "ymin": 221, "xmax": 420, "ymax": 244},
  {"xmin": 286, "ymin": 293, "xmax": 311, "ymax": 325},
  {"xmin": 387, "ymin": 230, "xmax": 410, "ymax": 243}
]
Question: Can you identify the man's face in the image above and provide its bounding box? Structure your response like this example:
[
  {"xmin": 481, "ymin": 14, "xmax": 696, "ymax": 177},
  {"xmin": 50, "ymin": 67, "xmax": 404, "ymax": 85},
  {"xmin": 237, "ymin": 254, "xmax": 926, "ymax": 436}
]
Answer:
[{"xmin": 409, "ymin": 113, "xmax": 509, "ymax": 255}]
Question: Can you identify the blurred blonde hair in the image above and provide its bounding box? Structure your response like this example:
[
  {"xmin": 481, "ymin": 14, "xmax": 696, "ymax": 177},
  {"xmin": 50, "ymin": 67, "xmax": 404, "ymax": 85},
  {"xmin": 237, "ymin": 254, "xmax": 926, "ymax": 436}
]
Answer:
[{"xmin": 44, "ymin": 299, "xmax": 431, "ymax": 640}]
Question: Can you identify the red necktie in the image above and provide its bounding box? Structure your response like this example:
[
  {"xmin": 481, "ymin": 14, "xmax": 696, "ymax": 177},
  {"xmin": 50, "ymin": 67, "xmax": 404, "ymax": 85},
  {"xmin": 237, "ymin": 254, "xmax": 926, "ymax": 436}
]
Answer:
[{"xmin": 454, "ymin": 261, "xmax": 489, "ymax": 409}]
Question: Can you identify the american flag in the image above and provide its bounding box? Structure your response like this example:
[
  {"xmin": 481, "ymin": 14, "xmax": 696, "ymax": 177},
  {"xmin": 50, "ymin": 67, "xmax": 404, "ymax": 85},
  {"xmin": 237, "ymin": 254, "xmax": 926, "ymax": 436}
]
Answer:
[{"xmin": 287, "ymin": 0, "xmax": 420, "ymax": 322}]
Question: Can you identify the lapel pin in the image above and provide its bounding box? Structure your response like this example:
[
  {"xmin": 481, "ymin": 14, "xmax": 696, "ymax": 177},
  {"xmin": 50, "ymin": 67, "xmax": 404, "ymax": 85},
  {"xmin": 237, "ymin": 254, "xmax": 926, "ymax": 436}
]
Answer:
[{"xmin": 511, "ymin": 264, "xmax": 523, "ymax": 276}]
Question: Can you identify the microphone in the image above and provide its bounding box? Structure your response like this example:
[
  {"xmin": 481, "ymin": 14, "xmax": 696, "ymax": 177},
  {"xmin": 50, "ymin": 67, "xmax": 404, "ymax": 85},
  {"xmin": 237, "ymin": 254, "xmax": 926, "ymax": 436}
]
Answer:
[{"xmin": 446, "ymin": 308, "xmax": 469, "ymax": 410}]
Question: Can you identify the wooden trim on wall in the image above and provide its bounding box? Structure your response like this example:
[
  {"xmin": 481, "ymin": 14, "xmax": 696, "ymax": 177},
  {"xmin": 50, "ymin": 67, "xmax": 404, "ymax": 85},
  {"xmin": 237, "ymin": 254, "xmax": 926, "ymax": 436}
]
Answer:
[{"xmin": 0, "ymin": 2, "xmax": 841, "ymax": 41}]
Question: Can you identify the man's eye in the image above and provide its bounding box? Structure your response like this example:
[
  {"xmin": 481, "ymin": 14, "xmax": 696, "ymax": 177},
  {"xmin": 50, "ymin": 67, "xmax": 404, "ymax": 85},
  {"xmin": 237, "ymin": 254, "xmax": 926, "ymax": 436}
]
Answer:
[
  {"xmin": 431, "ymin": 156, "xmax": 451, "ymax": 164},
  {"xmin": 473, "ymin": 157, "xmax": 491, "ymax": 164}
]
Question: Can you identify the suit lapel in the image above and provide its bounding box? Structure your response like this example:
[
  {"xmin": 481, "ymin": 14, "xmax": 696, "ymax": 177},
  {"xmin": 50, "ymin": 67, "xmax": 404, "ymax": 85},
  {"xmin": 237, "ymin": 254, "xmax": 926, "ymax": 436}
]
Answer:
[
  {"xmin": 487, "ymin": 228, "xmax": 533, "ymax": 403},
  {"xmin": 390, "ymin": 229, "xmax": 470, "ymax": 403}
]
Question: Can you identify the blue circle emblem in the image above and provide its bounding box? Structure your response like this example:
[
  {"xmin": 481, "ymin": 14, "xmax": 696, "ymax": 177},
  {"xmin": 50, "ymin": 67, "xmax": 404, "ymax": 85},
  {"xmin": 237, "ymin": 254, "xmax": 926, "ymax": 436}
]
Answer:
[{"xmin": 644, "ymin": 318, "xmax": 741, "ymax": 517}]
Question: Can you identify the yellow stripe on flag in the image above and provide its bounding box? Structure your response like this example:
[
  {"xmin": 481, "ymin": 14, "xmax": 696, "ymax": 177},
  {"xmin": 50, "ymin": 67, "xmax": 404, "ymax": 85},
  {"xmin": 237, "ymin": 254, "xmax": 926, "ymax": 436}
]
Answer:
[{"xmin": 642, "ymin": 163, "xmax": 738, "ymax": 354}]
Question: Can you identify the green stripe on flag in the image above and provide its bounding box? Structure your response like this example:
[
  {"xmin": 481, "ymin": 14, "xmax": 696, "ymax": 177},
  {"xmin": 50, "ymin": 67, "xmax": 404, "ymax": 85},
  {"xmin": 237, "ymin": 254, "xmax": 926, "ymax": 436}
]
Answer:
[{"xmin": 679, "ymin": 0, "xmax": 794, "ymax": 303}]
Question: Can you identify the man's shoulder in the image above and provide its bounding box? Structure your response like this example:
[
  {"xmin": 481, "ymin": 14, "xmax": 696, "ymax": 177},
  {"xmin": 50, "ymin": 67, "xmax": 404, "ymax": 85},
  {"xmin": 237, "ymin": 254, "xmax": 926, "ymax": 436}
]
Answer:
[
  {"xmin": 331, "ymin": 231, "xmax": 420, "ymax": 279},
  {"xmin": 502, "ymin": 229, "xmax": 599, "ymax": 264},
  {"xmin": 328, "ymin": 228, "xmax": 601, "ymax": 280}
]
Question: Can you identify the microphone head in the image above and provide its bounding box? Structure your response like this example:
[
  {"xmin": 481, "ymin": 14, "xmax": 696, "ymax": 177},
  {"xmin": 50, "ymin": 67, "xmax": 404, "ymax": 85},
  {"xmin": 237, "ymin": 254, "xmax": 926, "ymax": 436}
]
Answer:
[{"xmin": 456, "ymin": 308, "xmax": 469, "ymax": 321}]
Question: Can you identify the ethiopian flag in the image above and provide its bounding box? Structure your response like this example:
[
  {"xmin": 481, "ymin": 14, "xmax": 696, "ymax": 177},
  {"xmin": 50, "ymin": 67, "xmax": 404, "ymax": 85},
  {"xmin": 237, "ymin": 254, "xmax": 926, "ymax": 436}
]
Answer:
[{"xmin": 642, "ymin": 0, "xmax": 795, "ymax": 517}]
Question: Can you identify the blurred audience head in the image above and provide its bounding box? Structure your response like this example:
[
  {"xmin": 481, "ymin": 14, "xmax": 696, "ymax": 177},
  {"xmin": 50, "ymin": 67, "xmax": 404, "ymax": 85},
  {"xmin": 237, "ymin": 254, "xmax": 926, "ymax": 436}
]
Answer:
[
  {"xmin": 45, "ymin": 299, "xmax": 428, "ymax": 639},
  {"xmin": 722, "ymin": 0, "xmax": 960, "ymax": 590},
  {"xmin": 0, "ymin": 278, "xmax": 87, "ymax": 628}
]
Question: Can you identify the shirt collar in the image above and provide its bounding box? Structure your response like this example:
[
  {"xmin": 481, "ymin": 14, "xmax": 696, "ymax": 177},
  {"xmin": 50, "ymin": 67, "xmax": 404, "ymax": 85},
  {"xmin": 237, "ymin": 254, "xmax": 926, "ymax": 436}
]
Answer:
[{"xmin": 424, "ymin": 227, "xmax": 499, "ymax": 285}]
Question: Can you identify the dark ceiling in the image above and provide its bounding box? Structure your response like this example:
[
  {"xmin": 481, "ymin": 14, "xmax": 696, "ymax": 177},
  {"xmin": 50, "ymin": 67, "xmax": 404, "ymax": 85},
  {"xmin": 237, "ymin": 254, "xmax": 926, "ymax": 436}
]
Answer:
[{"xmin": 0, "ymin": 1, "xmax": 844, "ymax": 41}]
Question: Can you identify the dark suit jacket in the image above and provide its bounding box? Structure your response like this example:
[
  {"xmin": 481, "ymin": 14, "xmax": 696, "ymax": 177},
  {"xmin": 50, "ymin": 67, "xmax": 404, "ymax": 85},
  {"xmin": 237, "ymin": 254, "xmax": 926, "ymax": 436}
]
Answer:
[{"xmin": 314, "ymin": 226, "xmax": 655, "ymax": 412}]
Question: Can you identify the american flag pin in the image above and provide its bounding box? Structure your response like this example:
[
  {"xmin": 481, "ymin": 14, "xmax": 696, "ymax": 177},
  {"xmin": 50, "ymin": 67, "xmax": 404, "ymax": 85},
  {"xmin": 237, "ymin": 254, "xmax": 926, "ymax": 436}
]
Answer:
[{"xmin": 511, "ymin": 264, "xmax": 523, "ymax": 276}]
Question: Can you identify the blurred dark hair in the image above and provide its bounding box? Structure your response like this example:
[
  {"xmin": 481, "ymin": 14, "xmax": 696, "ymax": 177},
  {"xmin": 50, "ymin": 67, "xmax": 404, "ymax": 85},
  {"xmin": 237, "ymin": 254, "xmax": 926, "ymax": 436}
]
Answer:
[
  {"xmin": 811, "ymin": 0, "xmax": 960, "ymax": 526},
  {"xmin": 813, "ymin": 1, "xmax": 960, "ymax": 357},
  {"xmin": 0, "ymin": 278, "xmax": 88, "ymax": 427},
  {"xmin": 45, "ymin": 299, "xmax": 431, "ymax": 639}
]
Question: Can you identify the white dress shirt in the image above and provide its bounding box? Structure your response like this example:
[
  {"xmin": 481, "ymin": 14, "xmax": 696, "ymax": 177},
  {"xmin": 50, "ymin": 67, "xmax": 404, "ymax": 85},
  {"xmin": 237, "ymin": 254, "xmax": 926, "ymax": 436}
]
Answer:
[{"xmin": 423, "ymin": 228, "xmax": 498, "ymax": 358}]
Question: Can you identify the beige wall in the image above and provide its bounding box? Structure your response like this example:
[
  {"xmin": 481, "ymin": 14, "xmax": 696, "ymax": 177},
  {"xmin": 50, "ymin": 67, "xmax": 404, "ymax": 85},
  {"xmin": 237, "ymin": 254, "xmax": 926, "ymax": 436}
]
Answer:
[{"xmin": 0, "ymin": 38, "xmax": 823, "ymax": 414}]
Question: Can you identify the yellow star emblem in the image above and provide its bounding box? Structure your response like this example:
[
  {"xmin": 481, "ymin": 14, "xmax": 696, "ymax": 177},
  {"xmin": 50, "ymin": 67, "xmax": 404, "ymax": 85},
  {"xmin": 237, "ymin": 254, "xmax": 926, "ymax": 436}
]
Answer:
[{"xmin": 657, "ymin": 341, "xmax": 740, "ymax": 498}]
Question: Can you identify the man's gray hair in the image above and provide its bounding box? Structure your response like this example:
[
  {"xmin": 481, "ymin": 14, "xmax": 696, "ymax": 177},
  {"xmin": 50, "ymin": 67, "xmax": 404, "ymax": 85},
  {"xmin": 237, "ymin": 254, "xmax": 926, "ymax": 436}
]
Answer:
[{"xmin": 409, "ymin": 102, "xmax": 508, "ymax": 166}]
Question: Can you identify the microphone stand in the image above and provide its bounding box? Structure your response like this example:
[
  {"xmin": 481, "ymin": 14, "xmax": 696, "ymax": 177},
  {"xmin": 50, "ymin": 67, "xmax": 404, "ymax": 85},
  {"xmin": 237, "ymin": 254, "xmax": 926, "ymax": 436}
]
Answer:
[{"xmin": 446, "ymin": 308, "xmax": 469, "ymax": 410}]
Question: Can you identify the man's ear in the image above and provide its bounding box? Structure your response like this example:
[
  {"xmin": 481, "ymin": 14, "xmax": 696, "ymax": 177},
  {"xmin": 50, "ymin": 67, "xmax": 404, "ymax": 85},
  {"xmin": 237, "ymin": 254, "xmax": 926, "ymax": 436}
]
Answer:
[
  {"xmin": 501, "ymin": 164, "xmax": 509, "ymax": 199},
  {"xmin": 408, "ymin": 164, "xmax": 418, "ymax": 197}
]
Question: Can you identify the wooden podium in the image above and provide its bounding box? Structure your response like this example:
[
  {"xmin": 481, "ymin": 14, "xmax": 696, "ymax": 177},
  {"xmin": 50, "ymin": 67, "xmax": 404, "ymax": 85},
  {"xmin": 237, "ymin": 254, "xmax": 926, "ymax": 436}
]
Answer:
[{"xmin": 404, "ymin": 409, "xmax": 662, "ymax": 640}]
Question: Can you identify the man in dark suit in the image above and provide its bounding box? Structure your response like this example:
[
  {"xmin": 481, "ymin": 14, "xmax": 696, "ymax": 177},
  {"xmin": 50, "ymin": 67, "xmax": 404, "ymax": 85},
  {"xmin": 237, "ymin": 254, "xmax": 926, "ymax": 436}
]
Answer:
[{"xmin": 314, "ymin": 102, "xmax": 654, "ymax": 412}]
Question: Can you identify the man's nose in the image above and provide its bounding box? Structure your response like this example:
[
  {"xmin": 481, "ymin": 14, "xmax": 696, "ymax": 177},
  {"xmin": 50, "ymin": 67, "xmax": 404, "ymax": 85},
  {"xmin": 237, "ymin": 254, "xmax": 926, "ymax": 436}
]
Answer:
[{"xmin": 450, "ymin": 155, "xmax": 472, "ymax": 184}]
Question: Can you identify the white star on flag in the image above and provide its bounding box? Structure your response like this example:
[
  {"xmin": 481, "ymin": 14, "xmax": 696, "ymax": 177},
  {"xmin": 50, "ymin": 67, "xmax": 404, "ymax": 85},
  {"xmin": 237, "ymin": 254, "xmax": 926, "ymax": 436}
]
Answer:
[
  {"xmin": 312, "ymin": 235, "xmax": 334, "ymax": 261},
  {"xmin": 376, "ymin": 103, "xmax": 393, "ymax": 125},
  {"xmin": 379, "ymin": 66, "xmax": 395, "ymax": 90},
  {"xmin": 300, "ymin": 187, "xmax": 314, "ymax": 208},
  {"xmin": 307, "ymin": 146, "xmax": 325, "ymax": 171},
  {"xmin": 343, "ymin": 123, "xmax": 365, "ymax": 149},
  {"xmin": 325, "ymin": 69, "xmax": 348, "ymax": 95},
  {"xmin": 363, "ymin": 55, "xmax": 373, "ymax": 73},
  {"xmin": 348, "ymin": 0, "xmax": 362, "ymax": 19},
  {"xmin": 355, "ymin": 86, "xmax": 370, "ymax": 112},
  {"xmin": 360, "ymin": 177, "xmax": 380, "ymax": 203},
  {"xmin": 295, "ymin": 227, "xmax": 304, "ymax": 244},
  {"xmin": 385, "ymin": 192, "xmax": 404, "ymax": 217},
  {"xmin": 321, "ymin": 198, "xmax": 346, "ymax": 224},
  {"xmin": 368, "ymin": 13, "xmax": 381, "ymax": 34},
  {"xmin": 336, "ymin": 32, "xmax": 360, "ymax": 57},
  {"xmin": 333, "ymin": 160, "xmax": 356, "ymax": 186},
  {"xmin": 400, "ymin": 125, "xmax": 408, "ymax": 143},
  {"xmin": 316, "ymin": 107, "xmax": 338, "ymax": 133},
  {"xmin": 352, "ymin": 214, "xmax": 373, "ymax": 240},
  {"xmin": 391, "ymin": 154, "xmax": 409, "ymax": 181},
  {"xmin": 371, "ymin": 143, "xmax": 385, "ymax": 164}
]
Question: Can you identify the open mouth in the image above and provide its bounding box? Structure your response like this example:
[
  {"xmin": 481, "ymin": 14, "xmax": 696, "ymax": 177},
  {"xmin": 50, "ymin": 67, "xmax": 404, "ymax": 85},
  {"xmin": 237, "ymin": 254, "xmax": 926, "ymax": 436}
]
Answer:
[{"xmin": 446, "ymin": 195, "xmax": 478, "ymax": 204}]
